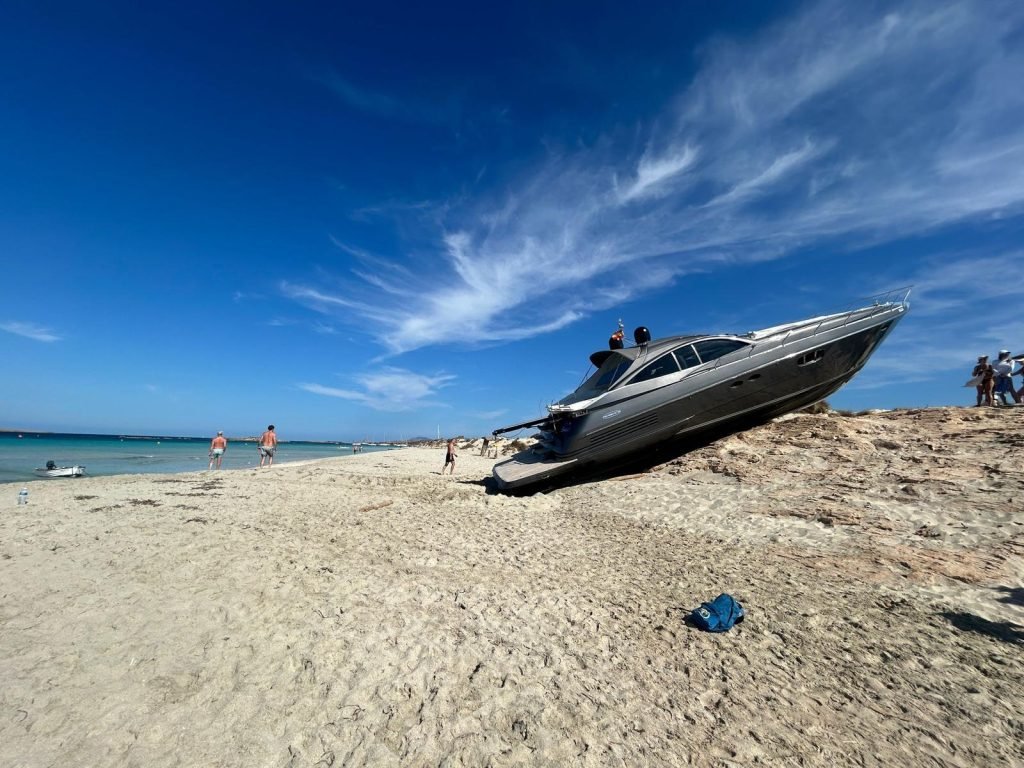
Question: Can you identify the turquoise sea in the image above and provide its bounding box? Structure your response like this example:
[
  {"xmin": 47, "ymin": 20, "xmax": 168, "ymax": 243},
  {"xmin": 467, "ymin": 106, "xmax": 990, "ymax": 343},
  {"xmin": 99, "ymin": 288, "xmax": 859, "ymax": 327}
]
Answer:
[{"xmin": 0, "ymin": 431, "xmax": 397, "ymax": 484}]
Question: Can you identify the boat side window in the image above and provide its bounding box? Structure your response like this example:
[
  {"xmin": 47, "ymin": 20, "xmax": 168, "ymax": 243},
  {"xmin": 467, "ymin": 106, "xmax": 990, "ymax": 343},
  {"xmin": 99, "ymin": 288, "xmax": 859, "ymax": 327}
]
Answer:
[
  {"xmin": 692, "ymin": 339, "xmax": 748, "ymax": 364},
  {"xmin": 674, "ymin": 345, "xmax": 701, "ymax": 369},
  {"xmin": 581, "ymin": 355, "xmax": 633, "ymax": 393},
  {"xmin": 630, "ymin": 353, "xmax": 681, "ymax": 384}
]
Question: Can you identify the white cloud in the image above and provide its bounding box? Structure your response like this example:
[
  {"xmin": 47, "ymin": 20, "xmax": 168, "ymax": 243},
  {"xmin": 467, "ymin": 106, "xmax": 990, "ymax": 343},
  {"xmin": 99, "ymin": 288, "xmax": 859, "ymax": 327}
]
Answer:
[
  {"xmin": 298, "ymin": 368, "xmax": 457, "ymax": 411},
  {"xmin": 316, "ymin": 70, "xmax": 458, "ymax": 126},
  {"xmin": 619, "ymin": 144, "xmax": 699, "ymax": 202},
  {"xmin": 288, "ymin": 0, "xmax": 1024, "ymax": 356},
  {"xmin": 473, "ymin": 408, "xmax": 508, "ymax": 420},
  {"xmin": 705, "ymin": 139, "xmax": 825, "ymax": 207},
  {"xmin": 297, "ymin": 383, "xmax": 367, "ymax": 401},
  {"xmin": 0, "ymin": 321, "xmax": 61, "ymax": 342},
  {"xmin": 280, "ymin": 282, "xmax": 357, "ymax": 312}
]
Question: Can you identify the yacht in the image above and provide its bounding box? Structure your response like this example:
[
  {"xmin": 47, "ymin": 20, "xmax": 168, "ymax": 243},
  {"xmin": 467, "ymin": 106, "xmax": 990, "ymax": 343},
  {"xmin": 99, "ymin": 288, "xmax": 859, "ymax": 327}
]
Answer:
[{"xmin": 492, "ymin": 288, "xmax": 910, "ymax": 491}]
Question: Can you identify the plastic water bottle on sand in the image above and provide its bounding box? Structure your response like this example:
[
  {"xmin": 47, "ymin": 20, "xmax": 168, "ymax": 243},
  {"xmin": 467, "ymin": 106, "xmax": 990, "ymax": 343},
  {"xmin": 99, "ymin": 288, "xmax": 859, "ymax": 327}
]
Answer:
[{"xmin": 18, "ymin": 487, "xmax": 28, "ymax": 505}]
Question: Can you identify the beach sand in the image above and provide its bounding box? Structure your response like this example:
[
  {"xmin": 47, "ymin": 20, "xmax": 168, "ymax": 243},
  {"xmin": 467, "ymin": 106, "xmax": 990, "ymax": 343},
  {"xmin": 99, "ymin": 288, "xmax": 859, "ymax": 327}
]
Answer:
[{"xmin": 1, "ymin": 407, "xmax": 1021, "ymax": 766}]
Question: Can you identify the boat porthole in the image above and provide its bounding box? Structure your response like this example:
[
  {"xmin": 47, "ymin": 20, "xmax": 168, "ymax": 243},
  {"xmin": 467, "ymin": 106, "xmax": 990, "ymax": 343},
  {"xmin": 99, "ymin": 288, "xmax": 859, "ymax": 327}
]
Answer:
[{"xmin": 730, "ymin": 380, "xmax": 743, "ymax": 388}]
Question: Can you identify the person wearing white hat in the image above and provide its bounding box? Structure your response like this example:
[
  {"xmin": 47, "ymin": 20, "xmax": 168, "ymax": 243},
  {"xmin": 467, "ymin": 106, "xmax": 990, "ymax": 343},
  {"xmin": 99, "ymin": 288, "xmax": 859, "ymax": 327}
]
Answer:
[
  {"xmin": 208, "ymin": 430, "xmax": 228, "ymax": 469},
  {"xmin": 993, "ymin": 351, "xmax": 1019, "ymax": 405}
]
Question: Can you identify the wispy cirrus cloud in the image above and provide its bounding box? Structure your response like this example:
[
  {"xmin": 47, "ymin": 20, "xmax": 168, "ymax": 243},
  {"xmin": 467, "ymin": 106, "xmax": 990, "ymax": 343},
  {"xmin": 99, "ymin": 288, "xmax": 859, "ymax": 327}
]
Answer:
[
  {"xmin": 298, "ymin": 368, "xmax": 457, "ymax": 411},
  {"xmin": 288, "ymin": 0, "xmax": 1024, "ymax": 355},
  {"xmin": 618, "ymin": 144, "xmax": 699, "ymax": 202},
  {"xmin": 317, "ymin": 70, "xmax": 459, "ymax": 126},
  {"xmin": 1, "ymin": 321, "xmax": 61, "ymax": 342},
  {"xmin": 473, "ymin": 408, "xmax": 508, "ymax": 421}
]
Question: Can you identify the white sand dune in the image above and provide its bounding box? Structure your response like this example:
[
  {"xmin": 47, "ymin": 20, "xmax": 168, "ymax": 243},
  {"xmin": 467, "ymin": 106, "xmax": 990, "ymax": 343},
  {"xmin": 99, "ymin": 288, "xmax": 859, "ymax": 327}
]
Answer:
[{"xmin": 1, "ymin": 407, "xmax": 1021, "ymax": 766}]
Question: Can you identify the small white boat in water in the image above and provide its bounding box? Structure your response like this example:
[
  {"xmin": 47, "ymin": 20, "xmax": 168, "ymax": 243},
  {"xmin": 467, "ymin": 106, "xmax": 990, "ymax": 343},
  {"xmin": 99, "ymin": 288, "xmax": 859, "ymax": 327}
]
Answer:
[{"xmin": 34, "ymin": 461, "xmax": 86, "ymax": 478}]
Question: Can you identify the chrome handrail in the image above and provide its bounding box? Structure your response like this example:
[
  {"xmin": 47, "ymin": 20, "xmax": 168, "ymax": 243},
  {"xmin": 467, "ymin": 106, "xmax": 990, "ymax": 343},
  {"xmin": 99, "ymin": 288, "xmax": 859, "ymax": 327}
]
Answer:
[{"xmin": 687, "ymin": 286, "xmax": 910, "ymax": 381}]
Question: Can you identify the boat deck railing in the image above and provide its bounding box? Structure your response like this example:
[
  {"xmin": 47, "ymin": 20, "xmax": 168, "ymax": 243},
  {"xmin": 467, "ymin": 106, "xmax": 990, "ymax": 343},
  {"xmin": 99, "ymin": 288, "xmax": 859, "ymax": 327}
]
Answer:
[
  {"xmin": 699, "ymin": 286, "xmax": 911, "ymax": 376},
  {"xmin": 785, "ymin": 285, "xmax": 911, "ymax": 347}
]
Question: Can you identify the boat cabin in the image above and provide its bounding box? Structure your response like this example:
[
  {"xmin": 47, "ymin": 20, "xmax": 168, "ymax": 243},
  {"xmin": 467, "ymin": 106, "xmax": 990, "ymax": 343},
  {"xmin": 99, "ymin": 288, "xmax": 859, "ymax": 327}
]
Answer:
[{"xmin": 561, "ymin": 334, "xmax": 752, "ymax": 404}]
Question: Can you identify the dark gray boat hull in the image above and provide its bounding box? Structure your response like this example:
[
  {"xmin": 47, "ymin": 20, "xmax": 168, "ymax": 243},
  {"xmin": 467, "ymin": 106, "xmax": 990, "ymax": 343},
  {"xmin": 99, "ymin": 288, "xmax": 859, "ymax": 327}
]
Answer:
[{"xmin": 493, "ymin": 297, "xmax": 906, "ymax": 491}]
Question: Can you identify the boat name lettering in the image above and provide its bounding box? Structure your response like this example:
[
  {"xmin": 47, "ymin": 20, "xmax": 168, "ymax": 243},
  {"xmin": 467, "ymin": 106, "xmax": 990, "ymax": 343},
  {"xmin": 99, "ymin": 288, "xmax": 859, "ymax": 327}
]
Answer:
[{"xmin": 601, "ymin": 410, "xmax": 622, "ymax": 420}]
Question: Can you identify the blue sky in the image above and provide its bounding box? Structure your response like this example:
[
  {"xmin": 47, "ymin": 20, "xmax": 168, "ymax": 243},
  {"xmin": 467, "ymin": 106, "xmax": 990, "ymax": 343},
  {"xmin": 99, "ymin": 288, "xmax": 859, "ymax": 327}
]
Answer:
[{"xmin": 2, "ymin": 0, "xmax": 1023, "ymax": 440}]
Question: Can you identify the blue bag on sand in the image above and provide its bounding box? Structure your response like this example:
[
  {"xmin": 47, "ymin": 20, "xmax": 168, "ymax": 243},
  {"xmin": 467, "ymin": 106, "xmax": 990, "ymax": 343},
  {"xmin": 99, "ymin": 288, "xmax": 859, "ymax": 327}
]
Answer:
[{"xmin": 690, "ymin": 593, "xmax": 745, "ymax": 632}]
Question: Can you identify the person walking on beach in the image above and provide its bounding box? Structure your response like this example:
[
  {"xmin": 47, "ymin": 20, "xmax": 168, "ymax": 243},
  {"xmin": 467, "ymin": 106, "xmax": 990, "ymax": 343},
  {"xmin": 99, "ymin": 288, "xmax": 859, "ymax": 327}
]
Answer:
[
  {"xmin": 973, "ymin": 355, "xmax": 995, "ymax": 407},
  {"xmin": 258, "ymin": 425, "xmax": 278, "ymax": 468},
  {"xmin": 442, "ymin": 438, "xmax": 457, "ymax": 475},
  {"xmin": 208, "ymin": 431, "xmax": 228, "ymax": 470}
]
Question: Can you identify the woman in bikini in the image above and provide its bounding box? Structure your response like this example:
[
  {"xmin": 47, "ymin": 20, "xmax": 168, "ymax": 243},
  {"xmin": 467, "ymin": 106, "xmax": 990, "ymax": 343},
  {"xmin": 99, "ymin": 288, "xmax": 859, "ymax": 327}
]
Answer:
[{"xmin": 973, "ymin": 356, "xmax": 994, "ymax": 407}]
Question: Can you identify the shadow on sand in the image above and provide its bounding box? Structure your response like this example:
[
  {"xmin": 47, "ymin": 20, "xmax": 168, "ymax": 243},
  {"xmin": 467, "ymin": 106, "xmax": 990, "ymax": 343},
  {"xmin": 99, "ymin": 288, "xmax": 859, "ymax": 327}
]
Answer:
[
  {"xmin": 942, "ymin": 611, "xmax": 1024, "ymax": 645},
  {"xmin": 993, "ymin": 586, "xmax": 1024, "ymax": 608},
  {"xmin": 484, "ymin": 413, "xmax": 773, "ymax": 495}
]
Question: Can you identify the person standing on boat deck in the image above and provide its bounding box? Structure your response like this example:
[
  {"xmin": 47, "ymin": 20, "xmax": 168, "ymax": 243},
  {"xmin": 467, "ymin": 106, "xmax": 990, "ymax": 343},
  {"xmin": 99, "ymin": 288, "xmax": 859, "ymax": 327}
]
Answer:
[
  {"xmin": 208, "ymin": 431, "xmax": 228, "ymax": 470},
  {"xmin": 258, "ymin": 425, "xmax": 278, "ymax": 468},
  {"xmin": 993, "ymin": 350, "xmax": 1019, "ymax": 405},
  {"xmin": 442, "ymin": 438, "xmax": 457, "ymax": 475},
  {"xmin": 973, "ymin": 355, "xmax": 995, "ymax": 407}
]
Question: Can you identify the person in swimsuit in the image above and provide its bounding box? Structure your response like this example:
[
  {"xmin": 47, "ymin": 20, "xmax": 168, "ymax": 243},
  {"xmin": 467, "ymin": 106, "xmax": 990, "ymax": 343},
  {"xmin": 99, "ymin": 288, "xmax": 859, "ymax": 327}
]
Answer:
[
  {"xmin": 208, "ymin": 431, "xmax": 228, "ymax": 469},
  {"xmin": 973, "ymin": 356, "xmax": 994, "ymax": 407},
  {"xmin": 442, "ymin": 438, "xmax": 457, "ymax": 475},
  {"xmin": 259, "ymin": 425, "xmax": 278, "ymax": 468}
]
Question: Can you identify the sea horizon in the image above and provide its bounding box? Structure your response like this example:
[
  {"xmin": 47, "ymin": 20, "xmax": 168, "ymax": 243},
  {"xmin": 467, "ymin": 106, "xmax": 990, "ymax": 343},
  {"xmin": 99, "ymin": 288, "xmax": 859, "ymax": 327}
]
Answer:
[
  {"xmin": 0, "ymin": 430, "xmax": 399, "ymax": 484},
  {"xmin": 0, "ymin": 428, "xmax": 354, "ymax": 444}
]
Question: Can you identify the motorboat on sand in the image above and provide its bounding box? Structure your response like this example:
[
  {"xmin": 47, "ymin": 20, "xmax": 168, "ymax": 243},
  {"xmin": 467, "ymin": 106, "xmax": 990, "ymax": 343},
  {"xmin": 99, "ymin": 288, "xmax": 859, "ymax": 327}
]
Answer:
[
  {"xmin": 492, "ymin": 288, "xmax": 910, "ymax": 492},
  {"xmin": 34, "ymin": 461, "xmax": 86, "ymax": 478}
]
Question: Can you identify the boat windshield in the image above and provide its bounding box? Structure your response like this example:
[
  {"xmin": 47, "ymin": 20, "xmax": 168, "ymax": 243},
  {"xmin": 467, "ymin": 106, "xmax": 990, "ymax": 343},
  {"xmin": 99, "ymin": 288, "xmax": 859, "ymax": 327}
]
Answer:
[{"xmin": 576, "ymin": 352, "xmax": 633, "ymax": 395}]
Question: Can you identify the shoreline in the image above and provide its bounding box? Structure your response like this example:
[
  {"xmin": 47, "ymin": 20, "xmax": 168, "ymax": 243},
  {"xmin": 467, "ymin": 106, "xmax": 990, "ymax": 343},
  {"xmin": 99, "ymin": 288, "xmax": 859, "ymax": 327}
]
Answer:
[
  {"xmin": 0, "ymin": 442, "xmax": 406, "ymax": 486},
  {"xmin": 2, "ymin": 408, "xmax": 1021, "ymax": 766}
]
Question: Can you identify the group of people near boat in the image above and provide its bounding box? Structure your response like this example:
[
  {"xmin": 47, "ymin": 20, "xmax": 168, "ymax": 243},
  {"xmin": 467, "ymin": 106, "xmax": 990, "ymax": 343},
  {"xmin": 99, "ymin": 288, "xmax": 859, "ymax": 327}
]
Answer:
[
  {"xmin": 207, "ymin": 425, "xmax": 278, "ymax": 469},
  {"xmin": 971, "ymin": 350, "xmax": 1023, "ymax": 406}
]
